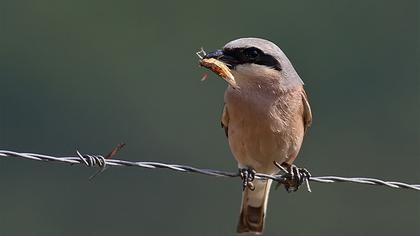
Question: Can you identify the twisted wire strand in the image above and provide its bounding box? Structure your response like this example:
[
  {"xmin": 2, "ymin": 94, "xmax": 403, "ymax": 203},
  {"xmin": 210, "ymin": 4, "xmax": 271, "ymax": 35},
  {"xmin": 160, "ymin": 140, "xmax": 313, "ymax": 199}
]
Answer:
[{"xmin": 1, "ymin": 149, "xmax": 419, "ymax": 191}]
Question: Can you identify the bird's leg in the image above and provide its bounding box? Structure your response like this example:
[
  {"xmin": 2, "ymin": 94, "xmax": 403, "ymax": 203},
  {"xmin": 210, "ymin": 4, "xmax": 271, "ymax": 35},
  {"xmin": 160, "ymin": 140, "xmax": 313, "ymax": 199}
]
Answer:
[
  {"xmin": 239, "ymin": 168, "xmax": 256, "ymax": 191},
  {"xmin": 274, "ymin": 161, "xmax": 311, "ymax": 192}
]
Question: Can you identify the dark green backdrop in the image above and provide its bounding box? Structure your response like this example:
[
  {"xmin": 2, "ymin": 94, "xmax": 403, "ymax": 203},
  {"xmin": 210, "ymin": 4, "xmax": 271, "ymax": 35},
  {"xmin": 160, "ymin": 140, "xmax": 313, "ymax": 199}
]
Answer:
[{"xmin": 1, "ymin": 1, "xmax": 419, "ymax": 235}]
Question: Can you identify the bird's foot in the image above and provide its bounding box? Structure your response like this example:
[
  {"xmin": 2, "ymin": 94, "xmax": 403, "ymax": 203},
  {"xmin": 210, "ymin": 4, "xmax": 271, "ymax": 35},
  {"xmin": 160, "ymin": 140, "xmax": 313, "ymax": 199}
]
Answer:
[
  {"xmin": 274, "ymin": 161, "xmax": 312, "ymax": 192},
  {"xmin": 239, "ymin": 168, "xmax": 256, "ymax": 191}
]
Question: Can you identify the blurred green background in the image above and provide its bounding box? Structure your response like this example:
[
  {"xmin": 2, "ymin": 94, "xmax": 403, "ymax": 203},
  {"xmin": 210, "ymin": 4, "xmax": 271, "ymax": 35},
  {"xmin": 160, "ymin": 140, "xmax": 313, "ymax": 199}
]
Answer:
[{"xmin": 1, "ymin": 0, "xmax": 419, "ymax": 235}]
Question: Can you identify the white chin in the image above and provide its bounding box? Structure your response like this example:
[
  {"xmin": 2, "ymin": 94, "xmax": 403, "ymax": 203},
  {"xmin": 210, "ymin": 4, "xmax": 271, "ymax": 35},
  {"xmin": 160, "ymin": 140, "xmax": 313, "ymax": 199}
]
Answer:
[
  {"xmin": 232, "ymin": 64, "xmax": 280, "ymax": 81},
  {"xmin": 231, "ymin": 64, "xmax": 302, "ymax": 90}
]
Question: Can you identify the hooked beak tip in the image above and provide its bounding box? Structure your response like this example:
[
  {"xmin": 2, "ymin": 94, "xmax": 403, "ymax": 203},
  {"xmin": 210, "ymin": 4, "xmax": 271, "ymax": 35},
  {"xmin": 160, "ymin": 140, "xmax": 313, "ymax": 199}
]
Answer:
[{"xmin": 203, "ymin": 49, "xmax": 224, "ymax": 59}]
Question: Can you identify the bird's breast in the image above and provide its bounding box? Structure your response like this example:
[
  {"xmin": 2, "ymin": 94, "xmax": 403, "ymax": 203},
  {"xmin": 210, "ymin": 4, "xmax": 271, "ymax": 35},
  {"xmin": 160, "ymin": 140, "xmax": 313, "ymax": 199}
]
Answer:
[{"xmin": 224, "ymin": 85, "xmax": 305, "ymax": 173}]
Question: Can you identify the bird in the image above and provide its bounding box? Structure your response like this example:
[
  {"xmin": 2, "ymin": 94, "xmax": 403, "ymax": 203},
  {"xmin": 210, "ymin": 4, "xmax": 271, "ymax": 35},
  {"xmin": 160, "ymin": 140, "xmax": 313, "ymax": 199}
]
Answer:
[{"xmin": 202, "ymin": 38, "xmax": 312, "ymax": 234}]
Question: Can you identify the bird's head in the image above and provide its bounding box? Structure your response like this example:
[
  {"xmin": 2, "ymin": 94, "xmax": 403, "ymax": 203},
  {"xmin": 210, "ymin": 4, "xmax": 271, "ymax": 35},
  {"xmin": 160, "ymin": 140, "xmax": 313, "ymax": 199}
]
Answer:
[{"xmin": 204, "ymin": 37, "xmax": 303, "ymax": 90}]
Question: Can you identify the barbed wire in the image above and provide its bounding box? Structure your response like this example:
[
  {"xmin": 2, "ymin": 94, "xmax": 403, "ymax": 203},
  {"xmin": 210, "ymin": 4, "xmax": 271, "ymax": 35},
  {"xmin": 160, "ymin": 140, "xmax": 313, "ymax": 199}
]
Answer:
[{"xmin": 1, "ymin": 147, "xmax": 419, "ymax": 191}]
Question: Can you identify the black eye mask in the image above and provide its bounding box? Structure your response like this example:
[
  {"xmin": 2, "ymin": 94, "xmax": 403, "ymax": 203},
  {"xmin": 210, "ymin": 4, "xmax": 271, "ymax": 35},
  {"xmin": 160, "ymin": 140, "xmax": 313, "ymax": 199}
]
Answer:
[{"xmin": 223, "ymin": 47, "xmax": 282, "ymax": 71}]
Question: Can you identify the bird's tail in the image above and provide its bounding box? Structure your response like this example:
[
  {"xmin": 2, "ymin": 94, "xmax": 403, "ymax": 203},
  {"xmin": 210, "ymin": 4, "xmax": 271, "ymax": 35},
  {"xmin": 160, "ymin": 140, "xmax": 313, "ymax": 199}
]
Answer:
[{"xmin": 237, "ymin": 179, "xmax": 272, "ymax": 235}]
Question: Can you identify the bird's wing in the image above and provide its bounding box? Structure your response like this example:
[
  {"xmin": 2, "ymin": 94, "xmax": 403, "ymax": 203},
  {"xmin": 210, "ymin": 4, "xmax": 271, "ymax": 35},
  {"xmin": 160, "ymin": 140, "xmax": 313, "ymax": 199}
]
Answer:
[
  {"xmin": 221, "ymin": 104, "xmax": 229, "ymax": 138},
  {"xmin": 301, "ymin": 89, "xmax": 312, "ymax": 132}
]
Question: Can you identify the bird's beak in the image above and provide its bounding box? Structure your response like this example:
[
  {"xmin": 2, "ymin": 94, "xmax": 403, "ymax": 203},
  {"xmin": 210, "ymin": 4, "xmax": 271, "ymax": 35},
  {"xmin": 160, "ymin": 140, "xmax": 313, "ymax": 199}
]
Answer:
[
  {"xmin": 203, "ymin": 49, "xmax": 238, "ymax": 69},
  {"xmin": 198, "ymin": 49, "xmax": 239, "ymax": 89}
]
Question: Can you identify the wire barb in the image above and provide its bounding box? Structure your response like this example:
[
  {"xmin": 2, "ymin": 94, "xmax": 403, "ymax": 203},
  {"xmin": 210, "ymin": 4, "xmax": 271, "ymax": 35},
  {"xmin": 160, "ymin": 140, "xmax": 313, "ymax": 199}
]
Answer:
[
  {"xmin": 272, "ymin": 161, "xmax": 312, "ymax": 192},
  {"xmin": 0, "ymin": 148, "xmax": 419, "ymax": 191}
]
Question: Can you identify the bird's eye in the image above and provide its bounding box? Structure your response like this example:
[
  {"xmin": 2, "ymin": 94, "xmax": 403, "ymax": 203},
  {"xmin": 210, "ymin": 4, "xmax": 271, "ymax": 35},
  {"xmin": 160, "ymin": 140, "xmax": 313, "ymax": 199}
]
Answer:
[{"xmin": 243, "ymin": 48, "xmax": 259, "ymax": 60}]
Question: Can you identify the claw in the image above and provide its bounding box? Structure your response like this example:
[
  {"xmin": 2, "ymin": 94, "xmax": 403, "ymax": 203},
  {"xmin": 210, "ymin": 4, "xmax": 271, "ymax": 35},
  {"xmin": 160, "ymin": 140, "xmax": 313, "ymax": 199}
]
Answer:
[
  {"xmin": 274, "ymin": 161, "xmax": 312, "ymax": 192},
  {"xmin": 239, "ymin": 168, "xmax": 256, "ymax": 191}
]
